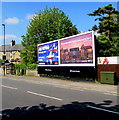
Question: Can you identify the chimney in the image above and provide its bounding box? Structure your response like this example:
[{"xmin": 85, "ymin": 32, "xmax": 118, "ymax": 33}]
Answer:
[{"xmin": 11, "ymin": 40, "xmax": 15, "ymax": 46}]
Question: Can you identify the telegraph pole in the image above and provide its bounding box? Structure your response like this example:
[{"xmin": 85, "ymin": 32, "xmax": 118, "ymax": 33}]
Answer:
[{"xmin": 2, "ymin": 24, "xmax": 6, "ymax": 76}]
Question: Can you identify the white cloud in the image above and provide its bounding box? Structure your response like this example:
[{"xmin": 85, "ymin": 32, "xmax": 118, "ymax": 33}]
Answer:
[
  {"xmin": 0, "ymin": 34, "xmax": 22, "ymax": 45},
  {"xmin": 0, "ymin": 34, "xmax": 17, "ymax": 40},
  {"xmin": 26, "ymin": 14, "xmax": 37, "ymax": 20},
  {"xmin": 4, "ymin": 17, "xmax": 19, "ymax": 24}
]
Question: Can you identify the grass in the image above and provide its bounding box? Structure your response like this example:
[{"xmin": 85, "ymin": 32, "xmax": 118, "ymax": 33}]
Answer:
[{"xmin": 40, "ymin": 74, "xmax": 98, "ymax": 83}]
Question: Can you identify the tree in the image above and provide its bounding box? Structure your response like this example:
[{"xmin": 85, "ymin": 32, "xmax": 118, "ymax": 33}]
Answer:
[
  {"xmin": 0, "ymin": 59, "xmax": 3, "ymax": 65},
  {"xmin": 88, "ymin": 4, "xmax": 119, "ymax": 41},
  {"xmin": 21, "ymin": 8, "xmax": 79, "ymax": 64},
  {"xmin": 88, "ymin": 4, "xmax": 119, "ymax": 56}
]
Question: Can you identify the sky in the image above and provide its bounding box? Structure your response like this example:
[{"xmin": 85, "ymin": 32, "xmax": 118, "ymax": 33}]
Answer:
[{"xmin": 1, "ymin": 1, "xmax": 118, "ymax": 45}]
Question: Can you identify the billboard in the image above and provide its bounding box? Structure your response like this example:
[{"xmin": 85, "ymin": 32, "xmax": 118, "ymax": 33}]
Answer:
[
  {"xmin": 38, "ymin": 41, "xmax": 59, "ymax": 65},
  {"xmin": 38, "ymin": 31, "xmax": 95, "ymax": 67}
]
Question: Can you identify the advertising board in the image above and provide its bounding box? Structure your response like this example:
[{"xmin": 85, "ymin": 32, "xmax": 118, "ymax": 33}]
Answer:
[
  {"xmin": 38, "ymin": 41, "xmax": 59, "ymax": 65},
  {"xmin": 98, "ymin": 56, "xmax": 119, "ymax": 64},
  {"xmin": 38, "ymin": 31, "xmax": 95, "ymax": 67}
]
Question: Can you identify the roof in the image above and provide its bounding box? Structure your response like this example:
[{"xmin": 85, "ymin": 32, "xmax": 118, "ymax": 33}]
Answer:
[
  {"xmin": 0, "ymin": 45, "xmax": 11, "ymax": 52},
  {"xmin": 9, "ymin": 44, "xmax": 23, "ymax": 51},
  {"xmin": 81, "ymin": 45, "xmax": 92, "ymax": 50},
  {"xmin": 0, "ymin": 62, "xmax": 13, "ymax": 66},
  {"xmin": 0, "ymin": 44, "xmax": 24, "ymax": 52}
]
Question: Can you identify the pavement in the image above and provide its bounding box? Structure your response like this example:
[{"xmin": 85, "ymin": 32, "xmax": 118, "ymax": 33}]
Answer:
[{"xmin": 1, "ymin": 74, "xmax": 118, "ymax": 95}]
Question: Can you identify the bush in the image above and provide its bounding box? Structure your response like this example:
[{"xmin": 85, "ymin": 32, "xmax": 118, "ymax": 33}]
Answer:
[
  {"xmin": 27, "ymin": 64, "xmax": 37, "ymax": 70},
  {"xmin": 15, "ymin": 63, "xmax": 26, "ymax": 75},
  {"xmin": 15, "ymin": 63, "xmax": 26, "ymax": 70},
  {"xmin": 15, "ymin": 63, "xmax": 37, "ymax": 76}
]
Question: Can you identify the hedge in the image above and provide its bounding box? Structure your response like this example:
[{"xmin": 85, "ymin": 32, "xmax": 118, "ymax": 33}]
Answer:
[{"xmin": 27, "ymin": 64, "xmax": 37, "ymax": 70}]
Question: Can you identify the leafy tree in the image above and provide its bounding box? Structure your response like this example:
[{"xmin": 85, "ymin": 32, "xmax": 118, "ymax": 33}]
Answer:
[
  {"xmin": 0, "ymin": 59, "xmax": 3, "ymax": 65},
  {"xmin": 21, "ymin": 7, "xmax": 79, "ymax": 64},
  {"xmin": 96, "ymin": 35, "xmax": 119, "ymax": 57},
  {"xmin": 88, "ymin": 4, "xmax": 119, "ymax": 40},
  {"xmin": 88, "ymin": 4, "xmax": 119, "ymax": 56}
]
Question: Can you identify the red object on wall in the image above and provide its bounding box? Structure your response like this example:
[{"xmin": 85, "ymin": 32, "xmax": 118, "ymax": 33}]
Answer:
[{"xmin": 103, "ymin": 57, "xmax": 109, "ymax": 64}]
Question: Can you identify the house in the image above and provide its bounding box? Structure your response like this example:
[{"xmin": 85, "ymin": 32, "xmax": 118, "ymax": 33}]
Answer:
[
  {"xmin": 0, "ymin": 40, "xmax": 23, "ymax": 64},
  {"xmin": 80, "ymin": 44, "xmax": 93, "ymax": 59}
]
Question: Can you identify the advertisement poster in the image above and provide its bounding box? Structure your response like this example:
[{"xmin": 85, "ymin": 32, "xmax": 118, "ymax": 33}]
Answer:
[
  {"xmin": 38, "ymin": 31, "xmax": 95, "ymax": 67},
  {"xmin": 60, "ymin": 32, "xmax": 94, "ymax": 65},
  {"xmin": 98, "ymin": 57, "xmax": 119, "ymax": 64},
  {"xmin": 38, "ymin": 41, "xmax": 59, "ymax": 65}
]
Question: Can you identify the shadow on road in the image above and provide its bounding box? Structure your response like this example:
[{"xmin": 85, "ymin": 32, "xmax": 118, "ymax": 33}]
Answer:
[{"xmin": 1, "ymin": 101, "xmax": 119, "ymax": 120}]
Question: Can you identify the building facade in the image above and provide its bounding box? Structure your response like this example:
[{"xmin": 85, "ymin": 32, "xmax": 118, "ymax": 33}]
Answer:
[{"xmin": 0, "ymin": 40, "xmax": 23, "ymax": 64}]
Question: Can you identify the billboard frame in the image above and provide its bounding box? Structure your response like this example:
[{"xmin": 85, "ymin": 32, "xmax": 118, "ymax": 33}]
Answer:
[{"xmin": 38, "ymin": 31, "xmax": 95, "ymax": 67}]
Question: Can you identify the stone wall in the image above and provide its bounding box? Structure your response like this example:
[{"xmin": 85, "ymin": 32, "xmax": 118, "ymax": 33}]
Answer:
[
  {"xmin": 0, "ymin": 68, "xmax": 3, "ymax": 75},
  {"xmin": 26, "ymin": 69, "xmax": 39, "ymax": 76}
]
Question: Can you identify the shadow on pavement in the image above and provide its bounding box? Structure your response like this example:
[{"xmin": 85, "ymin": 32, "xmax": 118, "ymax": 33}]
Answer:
[{"xmin": 1, "ymin": 101, "xmax": 119, "ymax": 120}]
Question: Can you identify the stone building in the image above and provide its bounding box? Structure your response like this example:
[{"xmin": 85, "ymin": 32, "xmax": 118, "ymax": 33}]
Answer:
[{"xmin": 0, "ymin": 40, "xmax": 23, "ymax": 64}]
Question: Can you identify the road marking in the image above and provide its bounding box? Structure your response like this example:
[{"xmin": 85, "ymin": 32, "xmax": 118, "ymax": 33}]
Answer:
[
  {"xmin": 104, "ymin": 93, "xmax": 118, "ymax": 96},
  {"xmin": 27, "ymin": 91, "xmax": 63, "ymax": 101},
  {"xmin": 87, "ymin": 105, "xmax": 119, "ymax": 115},
  {"xmin": 83, "ymin": 88, "xmax": 88, "ymax": 90},
  {"xmin": 69, "ymin": 87, "xmax": 84, "ymax": 91},
  {"xmin": 1, "ymin": 85, "xmax": 18, "ymax": 90},
  {"xmin": 105, "ymin": 91, "xmax": 117, "ymax": 94}
]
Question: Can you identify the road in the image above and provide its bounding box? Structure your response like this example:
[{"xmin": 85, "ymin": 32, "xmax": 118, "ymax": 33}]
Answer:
[
  {"xmin": 1, "ymin": 76, "xmax": 119, "ymax": 119},
  {"xmin": 0, "ymin": 76, "xmax": 119, "ymax": 120}
]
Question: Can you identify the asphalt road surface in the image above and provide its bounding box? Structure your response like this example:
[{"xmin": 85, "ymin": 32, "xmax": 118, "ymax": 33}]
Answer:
[{"xmin": 1, "ymin": 76, "xmax": 119, "ymax": 120}]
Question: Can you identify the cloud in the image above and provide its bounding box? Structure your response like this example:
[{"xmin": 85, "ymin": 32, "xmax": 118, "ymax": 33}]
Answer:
[
  {"xmin": 0, "ymin": 34, "xmax": 17, "ymax": 40},
  {"xmin": 4, "ymin": 17, "xmax": 19, "ymax": 24},
  {"xmin": 26, "ymin": 14, "xmax": 37, "ymax": 20},
  {"xmin": 0, "ymin": 34, "xmax": 22, "ymax": 44}
]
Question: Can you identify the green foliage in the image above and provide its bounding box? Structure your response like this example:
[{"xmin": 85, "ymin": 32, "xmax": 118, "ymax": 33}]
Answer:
[
  {"xmin": 21, "ymin": 7, "xmax": 79, "ymax": 64},
  {"xmin": 15, "ymin": 63, "xmax": 26, "ymax": 70},
  {"xmin": 96, "ymin": 35, "xmax": 111, "ymax": 56},
  {"xmin": 15, "ymin": 63, "xmax": 27, "ymax": 76},
  {"xmin": 88, "ymin": 4, "xmax": 119, "ymax": 56},
  {"xmin": 88, "ymin": 4, "xmax": 119, "ymax": 38},
  {"xmin": 0, "ymin": 59, "xmax": 3, "ymax": 65},
  {"xmin": 27, "ymin": 63, "xmax": 37, "ymax": 70}
]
